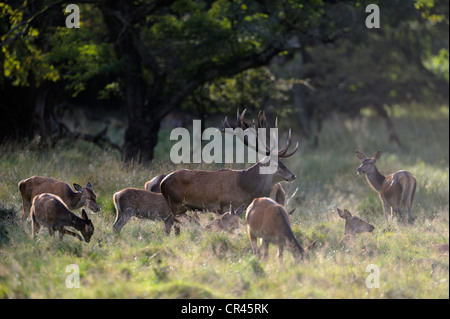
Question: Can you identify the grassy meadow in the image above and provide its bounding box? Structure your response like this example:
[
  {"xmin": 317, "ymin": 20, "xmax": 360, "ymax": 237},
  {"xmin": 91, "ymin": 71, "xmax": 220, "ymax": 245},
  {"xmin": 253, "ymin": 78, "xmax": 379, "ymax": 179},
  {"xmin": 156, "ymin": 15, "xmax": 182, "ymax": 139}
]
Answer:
[{"xmin": 0, "ymin": 106, "xmax": 448, "ymax": 299}]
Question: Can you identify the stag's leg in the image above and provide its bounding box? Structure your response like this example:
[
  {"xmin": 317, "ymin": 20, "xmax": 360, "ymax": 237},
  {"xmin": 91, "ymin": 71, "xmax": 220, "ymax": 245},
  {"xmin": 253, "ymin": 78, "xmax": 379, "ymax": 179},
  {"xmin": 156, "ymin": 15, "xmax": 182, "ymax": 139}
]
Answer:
[{"xmin": 48, "ymin": 227, "xmax": 55, "ymax": 237}]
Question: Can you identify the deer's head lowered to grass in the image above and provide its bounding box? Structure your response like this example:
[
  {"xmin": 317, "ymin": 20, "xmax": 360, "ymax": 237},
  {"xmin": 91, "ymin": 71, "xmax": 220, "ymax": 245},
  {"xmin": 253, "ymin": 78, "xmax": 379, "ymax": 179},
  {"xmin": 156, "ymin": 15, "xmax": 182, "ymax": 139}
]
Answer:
[
  {"xmin": 246, "ymin": 197, "xmax": 317, "ymax": 262},
  {"xmin": 18, "ymin": 176, "xmax": 100, "ymax": 227},
  {"xmin": 31, "ymin": 193, "xmax": 94, "ymax": 243}
]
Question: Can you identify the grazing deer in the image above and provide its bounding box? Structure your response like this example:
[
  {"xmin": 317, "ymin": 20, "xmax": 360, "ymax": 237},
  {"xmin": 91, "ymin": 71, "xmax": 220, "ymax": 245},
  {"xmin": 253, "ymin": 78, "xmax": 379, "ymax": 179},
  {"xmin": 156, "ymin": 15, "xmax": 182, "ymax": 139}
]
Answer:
[
  {"xmin": 205, "ymin": 204, "xmax": 246, "ymax": 233},
  {"xmin": 18, "ymin": 176, "xmax": 100, "ymax": 225},
  {"xmin": 337, "ymin": 208, "xmax": 375, "ymax": 245},
  {"xmin": 112, "ymin": 188, "xmax": 171, "ymax": 233},
  {"xmin": 355, "ymin": 151, "xmax": 417, "ymax": 223},
  {"xmin": 144, "ymin": 174, "xmax": 167, "ymax": 193},
  {"xmin": 246, "ymin": 197, "xmax": 316, "ymax": 262},
  {"xmin": 161, "ymin": 110, "xmax": 299, "ymax": 235},
  {"xmin": 30, "ymin": 194, "xmax": 94, "ymax": 242}
]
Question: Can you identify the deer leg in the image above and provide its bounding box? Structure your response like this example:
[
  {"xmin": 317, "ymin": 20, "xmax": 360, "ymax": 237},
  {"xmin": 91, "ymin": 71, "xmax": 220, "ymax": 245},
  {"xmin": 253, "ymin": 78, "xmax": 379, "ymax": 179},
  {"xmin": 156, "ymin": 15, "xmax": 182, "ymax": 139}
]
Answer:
[
  {"xmin": 31, "ymin": 216, "xmax": 40, "ymax": 239},
  {"xmin": 381, "ymin": 200, "xmax": 391, "ymax": 222},
  {"xmin": 113, "ymin": 208, "xmax": 133, "ymax": 233},
  {"xmin": 59, "ymin": 227, "xmax": 83, "ymax": 241},
  {"xmin": 21, "ymin": 200, "xmax": 31, "ymax": 222},
  {"xmin": 258, "ymin": 239, "xmax": 269, "ymax": 260},
  {"xmin": 248, "ymin": 229, "xmax": 258, "ymax": 255},
  {"xmin": 48, "ymin": 227, "xmax": 55, "ymax": 237},
  {"xmin": 277, "ymin": 241, "xmax": 284, "ymax": 263},
  {"xmin": 164, "ymin": 214, "xmax": 174, "ymax": 235},
  {"xmin": 406, "ymin": 186, "xmax": 416, "ymax": 224}
]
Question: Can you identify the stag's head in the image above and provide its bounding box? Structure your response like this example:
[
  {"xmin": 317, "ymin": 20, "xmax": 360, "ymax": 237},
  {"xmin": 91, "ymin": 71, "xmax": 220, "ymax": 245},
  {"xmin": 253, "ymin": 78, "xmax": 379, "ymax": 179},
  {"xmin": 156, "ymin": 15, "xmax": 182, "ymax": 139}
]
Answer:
[
  {"xmin": 73, "ymin": 182, "xmax": 101, "ymax": 213},
  {"xmin": 355, "ymin": 150, "xmax": 381, "ymax": 175},
  {"xmin": 221, "ymin": 109, "xmax": 299, "ymax": 182}
]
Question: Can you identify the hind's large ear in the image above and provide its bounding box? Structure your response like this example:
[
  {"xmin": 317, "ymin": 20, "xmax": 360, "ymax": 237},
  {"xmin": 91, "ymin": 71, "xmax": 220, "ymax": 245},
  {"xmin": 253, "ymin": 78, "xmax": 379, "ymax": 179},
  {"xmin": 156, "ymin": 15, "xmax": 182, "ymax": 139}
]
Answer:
[
  {"xmin": 337, "ymin": 208, "xmax": 352, "ymax": 220},
  {"xmin": 81, "ymin": 209, "xmax": 88, "ymax": 220},
  {"xmin": 355, "ymin": 150, "xmax": 366, "ymax": 160},
  {"xmin": 374, "ymin": 150, "xmax": 381, "ymax": 160},
  {"xmin": 73, "ymin": 183, "xmax": 83, "ymax": 192}
]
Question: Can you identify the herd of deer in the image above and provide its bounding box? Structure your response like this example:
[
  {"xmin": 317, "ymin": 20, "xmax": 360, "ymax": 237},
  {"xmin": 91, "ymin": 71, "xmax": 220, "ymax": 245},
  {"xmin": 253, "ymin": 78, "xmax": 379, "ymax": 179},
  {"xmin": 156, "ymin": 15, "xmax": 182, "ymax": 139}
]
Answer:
[{"xmin": 17, "ymin": 109, "xmax": 442, "ymax": 261}]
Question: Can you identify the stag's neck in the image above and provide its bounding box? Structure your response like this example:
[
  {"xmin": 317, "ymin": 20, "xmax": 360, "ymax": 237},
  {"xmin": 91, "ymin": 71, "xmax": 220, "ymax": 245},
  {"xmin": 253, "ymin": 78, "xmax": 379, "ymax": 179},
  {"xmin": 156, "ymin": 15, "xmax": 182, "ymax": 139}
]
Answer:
[
  {"xmin": 240, "ymin": 162, "xmax": 273, "ymax": 197},
  {"xmin": 365, "ymin": 166, "xmax": 386, "ymax": 192}
]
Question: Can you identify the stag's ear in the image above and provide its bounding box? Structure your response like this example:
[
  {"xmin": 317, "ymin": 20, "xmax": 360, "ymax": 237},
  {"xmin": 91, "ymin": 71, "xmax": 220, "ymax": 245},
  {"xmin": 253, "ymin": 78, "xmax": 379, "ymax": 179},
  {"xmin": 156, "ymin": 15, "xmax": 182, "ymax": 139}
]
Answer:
[
  {"xmin": 81, "ymin": 209, "xmax": 88, "ymax": 220},
  {"xmin": 355, "ymin": 151, "xmax": 366, "ymax": 160},
  {"xmin": 235, "ymin": 204, "xmax": 246, "ymax": 216},
  {"xmin": 73, "ymin": 183, "xmax": 83, "ymax": 192},
  {"xmin": 288, "ymin": 208, "xmax": 296, "ymax": 215},
  {"xmin": 86, "ymin": 181, "xmax": 92, "ymax": 189},
  {"xmin": 374, "ymin": 150, "xmax": 381, "ymax": 160}
]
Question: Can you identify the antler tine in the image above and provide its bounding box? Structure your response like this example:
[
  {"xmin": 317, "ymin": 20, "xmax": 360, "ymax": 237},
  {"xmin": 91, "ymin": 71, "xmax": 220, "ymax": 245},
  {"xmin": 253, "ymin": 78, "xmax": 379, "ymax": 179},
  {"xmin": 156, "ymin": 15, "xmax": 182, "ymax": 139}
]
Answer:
[
  {"xmin": 280, "ymin": 141, "xmax": 299, "ymax": 159},
  {"xmin": 257, "ymin": 111, "xmax": 268, "ymax": 129},
  {"xmin": 237, "ymin": 109, "xmax": 250, "ymax": 129},
  {"xmin": 278, "ymin": 128, "xmax": 292, "ymax": 157}
]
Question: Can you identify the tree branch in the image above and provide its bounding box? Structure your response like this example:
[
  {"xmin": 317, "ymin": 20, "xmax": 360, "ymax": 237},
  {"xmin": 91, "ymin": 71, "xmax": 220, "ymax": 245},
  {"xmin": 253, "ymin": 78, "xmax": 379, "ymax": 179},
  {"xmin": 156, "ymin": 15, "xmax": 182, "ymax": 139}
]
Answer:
[{"xmin": 157, "ymin": 38, "xmax": 291, "ymax": 120}]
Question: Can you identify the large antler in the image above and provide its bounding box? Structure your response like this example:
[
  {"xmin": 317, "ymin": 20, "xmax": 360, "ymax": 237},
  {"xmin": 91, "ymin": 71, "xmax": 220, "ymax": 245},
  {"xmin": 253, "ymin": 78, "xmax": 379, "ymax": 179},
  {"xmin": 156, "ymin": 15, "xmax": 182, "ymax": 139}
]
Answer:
[{"xmin": 220, "ymin": 109, "xmax": 299, "ymax": 158}]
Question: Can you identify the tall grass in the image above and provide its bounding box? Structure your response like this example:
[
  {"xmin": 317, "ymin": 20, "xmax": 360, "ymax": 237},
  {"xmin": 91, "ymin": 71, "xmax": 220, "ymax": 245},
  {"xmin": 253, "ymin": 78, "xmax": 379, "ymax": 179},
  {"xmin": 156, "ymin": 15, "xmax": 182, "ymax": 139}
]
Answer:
[{"xmin": 0, "ymin": 106, "xmax": 448, "ymax": 298}]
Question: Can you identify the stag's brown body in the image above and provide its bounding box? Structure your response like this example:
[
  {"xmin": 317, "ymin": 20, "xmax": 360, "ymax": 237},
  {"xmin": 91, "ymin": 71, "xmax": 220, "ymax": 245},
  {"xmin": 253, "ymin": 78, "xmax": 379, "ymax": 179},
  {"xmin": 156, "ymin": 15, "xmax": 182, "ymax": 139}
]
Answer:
[
  {"xmin": 18, "ymin": 176, "xmax": 100, "ymax": 223},
  {"xmin": 161, "ymin": 162, "xmax": 293, "ymax": 215},
  {"xmin": 113, "ymin": 188, "xmax": 171, "ymax": 233},
  {"xmin": 246, "ymin": 197, "xmax": 316, "ymax": 261},
  {"xmin": 30, "ymin": 193, "xmax": 94, "ymax": 242}
]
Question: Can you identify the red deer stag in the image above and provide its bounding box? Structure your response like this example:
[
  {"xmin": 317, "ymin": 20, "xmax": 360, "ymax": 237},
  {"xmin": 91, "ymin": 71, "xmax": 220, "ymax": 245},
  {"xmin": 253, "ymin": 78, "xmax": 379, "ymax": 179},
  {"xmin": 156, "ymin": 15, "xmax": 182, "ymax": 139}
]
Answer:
[
  {"xmin": 161, "ymin": 110, "xmax": 299, "ymax": 235},
  {"xmin": 355, "ymin": 151, "xmax": 417, "ymax": 223},
  {"xmin": 30, "ymin": 194, "xmax": 94, "ymax": 242},
  {"xmin": 112, "ymin": 188, "xmax": 172, "ymax": 233},
  {"xmin": 246, "ymin": 197, "xmax": 316, "ymax": 262},
  {"xmin": 18, "ymin": 176, "xmax": 100, "ymax": 226}
]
